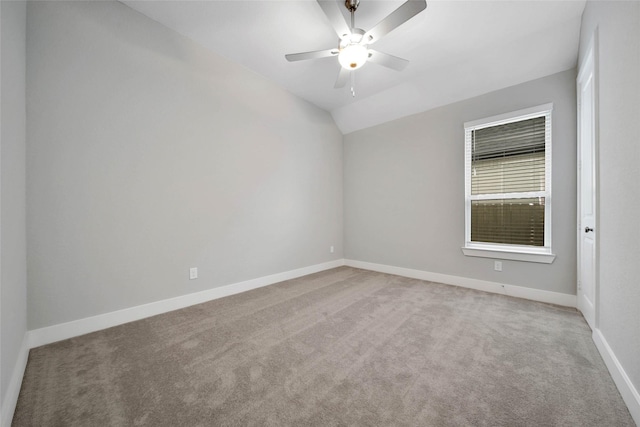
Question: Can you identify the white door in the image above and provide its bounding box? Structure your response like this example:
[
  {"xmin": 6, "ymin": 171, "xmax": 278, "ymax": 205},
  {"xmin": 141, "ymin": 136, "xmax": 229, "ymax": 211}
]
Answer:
[{"xmin": 577, "ymin": 38, "xmax": 597, "ymax": 330}]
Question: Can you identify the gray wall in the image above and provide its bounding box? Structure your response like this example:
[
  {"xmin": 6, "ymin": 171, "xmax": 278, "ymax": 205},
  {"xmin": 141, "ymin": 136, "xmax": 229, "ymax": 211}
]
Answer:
[
  {"xmin": 1, "ymin": 0, "xmax": 28, "ymax": 416},
  {"xmin": 26, "ymin": 1, "xmax": 343, "ymax": 330},
  {"xmin": 344, "ymin": 69, "xmax": 577, "ymax": 295},
  {"xmin": 579, "ymin": 0, "xmax": 640, "ymax": 402}
]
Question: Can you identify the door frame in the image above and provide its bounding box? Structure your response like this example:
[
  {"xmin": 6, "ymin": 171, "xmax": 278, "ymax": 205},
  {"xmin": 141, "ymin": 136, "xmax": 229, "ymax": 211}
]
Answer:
[{"xmin": 576, "ymin": 29, "xmax": 600, "ymax": 329}]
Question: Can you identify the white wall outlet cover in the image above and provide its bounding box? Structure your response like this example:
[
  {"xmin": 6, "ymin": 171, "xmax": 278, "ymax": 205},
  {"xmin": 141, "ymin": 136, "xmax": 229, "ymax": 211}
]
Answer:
[
  {"xmin": 494, "ymin": 261, "xmax": 503, "ymax": 272},
  {"xmin": 189, "ymin": 267, "xmax": 198, "ymax": 280}
]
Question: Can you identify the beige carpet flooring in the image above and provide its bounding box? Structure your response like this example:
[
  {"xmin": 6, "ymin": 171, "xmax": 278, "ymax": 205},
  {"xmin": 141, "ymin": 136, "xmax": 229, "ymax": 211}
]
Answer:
[{"xmin": 13, "ymin": 267, "xmax": 634, "ymax": 426}]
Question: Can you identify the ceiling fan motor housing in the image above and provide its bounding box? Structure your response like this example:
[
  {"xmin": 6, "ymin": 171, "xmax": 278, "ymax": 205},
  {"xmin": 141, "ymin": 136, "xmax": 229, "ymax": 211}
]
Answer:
[{"xmin": 340, "ymin": 28, "xmax": 365, "ymax": 46}]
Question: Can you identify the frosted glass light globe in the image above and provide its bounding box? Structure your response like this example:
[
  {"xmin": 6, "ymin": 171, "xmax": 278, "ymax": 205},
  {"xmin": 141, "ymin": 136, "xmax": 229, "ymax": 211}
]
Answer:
[{"xmin": 338, "ymin": 44, "xmax": 368, "ymax": 70}]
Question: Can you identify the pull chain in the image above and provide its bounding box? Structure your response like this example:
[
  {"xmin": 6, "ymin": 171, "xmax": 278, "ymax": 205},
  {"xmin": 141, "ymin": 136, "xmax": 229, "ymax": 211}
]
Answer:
[{"xmin": 350, "ymin": 71, "xmax": 356, "ymax": 97}]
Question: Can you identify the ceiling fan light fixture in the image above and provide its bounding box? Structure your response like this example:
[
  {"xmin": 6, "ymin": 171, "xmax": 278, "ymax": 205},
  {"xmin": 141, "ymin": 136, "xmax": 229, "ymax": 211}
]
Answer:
[
  {"xmin": 285, "ymin": 0, "xmax": 428, "ymax": 90},
  {"xmin": 338, "ymin": 44, "xmax": 368, "ymax": 70}
]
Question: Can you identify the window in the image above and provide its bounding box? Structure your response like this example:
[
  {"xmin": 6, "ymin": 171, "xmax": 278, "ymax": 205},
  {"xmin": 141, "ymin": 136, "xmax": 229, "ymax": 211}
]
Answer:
[{"xmin": 462, "ymin": 104, "xmax": 555, "ymax": 263}]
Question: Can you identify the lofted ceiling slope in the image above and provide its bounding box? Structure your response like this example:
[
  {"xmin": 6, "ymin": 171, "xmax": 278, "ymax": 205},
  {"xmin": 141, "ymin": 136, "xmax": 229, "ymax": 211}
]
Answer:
[{"xmin": 122, "ymin": 0, "xmax": 586, "ymax": 134}]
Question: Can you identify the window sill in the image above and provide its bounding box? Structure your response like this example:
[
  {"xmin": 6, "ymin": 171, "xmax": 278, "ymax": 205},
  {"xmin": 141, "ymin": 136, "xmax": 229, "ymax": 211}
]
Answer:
[{"xmin": 461, "ymin": 247, "xmax": 556, "ymax": 264}]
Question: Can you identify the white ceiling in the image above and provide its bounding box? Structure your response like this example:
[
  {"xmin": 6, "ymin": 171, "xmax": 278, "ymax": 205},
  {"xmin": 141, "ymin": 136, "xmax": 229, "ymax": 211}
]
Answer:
[{"xmin": 122, "ymin": 0, "xmax": 586, "ymax": 134}]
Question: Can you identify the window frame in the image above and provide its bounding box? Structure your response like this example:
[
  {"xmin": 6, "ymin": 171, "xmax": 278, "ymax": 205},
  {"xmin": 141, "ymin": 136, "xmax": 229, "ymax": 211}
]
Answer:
[{"xmin": 462, "ymin": 103, "xmax": 556, "ymax": 264}]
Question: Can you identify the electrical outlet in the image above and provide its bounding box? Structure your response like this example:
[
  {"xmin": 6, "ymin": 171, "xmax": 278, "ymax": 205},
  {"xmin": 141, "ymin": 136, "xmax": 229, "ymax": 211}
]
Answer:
[
  {"xmin": 189, "ymin": 267, "xmax": 198, "ymax": 280},
  {"xmin": 330, "ymin": 246, "xmax": 335, "ymax": 253},
  {"xmin": 494, "ymin": 261, "xmax": 502, "ymax": 272}
]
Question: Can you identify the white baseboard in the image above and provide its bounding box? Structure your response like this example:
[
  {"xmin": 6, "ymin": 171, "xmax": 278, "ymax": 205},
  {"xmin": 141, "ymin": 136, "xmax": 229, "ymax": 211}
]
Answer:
[
  {"xmin": 1, "ymin": 335, "xmax": 29, "ymax": 427},
  {"xmin": 592, "ymin": 328, "xmax": 640, "ymax": 425},
  {"xmin": 28, "ymin": 259, "xmax": 345, "ymax": 349},
  {"xmin": 27, "ymin": 258, "xmax": 574, "ymax": 349},
  {"xmin": 345, "ymin": 259, "xmax": 576, "ymax": 307}
]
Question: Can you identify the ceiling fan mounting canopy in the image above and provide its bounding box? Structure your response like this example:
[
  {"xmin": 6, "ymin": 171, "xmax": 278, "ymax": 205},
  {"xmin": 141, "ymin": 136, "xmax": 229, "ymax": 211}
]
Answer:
[
  {"xmin": 344, "ymin": 0, "xmax": 360, "ymax": 13},
  {"xmin": 285, "ymin": 0, "xmax": 427, "ymax": 90}
]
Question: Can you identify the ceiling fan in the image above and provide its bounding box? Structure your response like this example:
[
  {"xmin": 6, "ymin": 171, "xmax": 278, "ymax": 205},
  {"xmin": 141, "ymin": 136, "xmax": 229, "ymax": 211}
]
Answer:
[{"xmin": 285, "ymin": 0, "xmax": 427, "ymax": 94}]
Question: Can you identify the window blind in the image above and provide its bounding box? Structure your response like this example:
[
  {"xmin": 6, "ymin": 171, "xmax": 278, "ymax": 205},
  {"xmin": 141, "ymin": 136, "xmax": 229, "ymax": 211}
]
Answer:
[
  {"xmin": 468, "ymin": 115, "xmax": 549, "ymax": 247},
  {"xmin": 471, "ymin": 116, "xmax": 546, "ymax": 195},
  {"xmin": 472, "ymin": 116, "xmax": 546, "ymax": 160}
]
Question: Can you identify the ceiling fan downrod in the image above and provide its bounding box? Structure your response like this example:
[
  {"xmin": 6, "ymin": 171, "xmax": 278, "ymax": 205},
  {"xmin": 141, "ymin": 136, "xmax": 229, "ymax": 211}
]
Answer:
[{"xmin": 345, "ymin": 0, "xmax": 359, "ymax": 29}]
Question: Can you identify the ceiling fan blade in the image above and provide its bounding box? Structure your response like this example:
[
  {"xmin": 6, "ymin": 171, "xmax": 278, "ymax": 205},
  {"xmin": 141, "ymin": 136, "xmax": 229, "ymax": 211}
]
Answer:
[
  {"xmin": 363, "ymin": 0, "xmax": 427, "ymax": 45},
  {"xmin": 367, "ymin": 50, "xmax": 410, "ymax": 71},
  {"xmin": 285, "ymin": 49, "xmax": 339, "ymax": 62},
  {"xmin": 317, "ymin": 0, "xmax": 351, "ymax": 39},
  {"xmin": 334, "ymin": 67, "xmax": 350, "ymax": 88}
]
